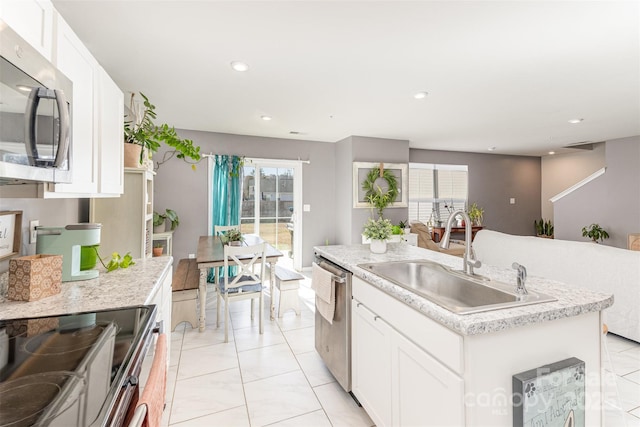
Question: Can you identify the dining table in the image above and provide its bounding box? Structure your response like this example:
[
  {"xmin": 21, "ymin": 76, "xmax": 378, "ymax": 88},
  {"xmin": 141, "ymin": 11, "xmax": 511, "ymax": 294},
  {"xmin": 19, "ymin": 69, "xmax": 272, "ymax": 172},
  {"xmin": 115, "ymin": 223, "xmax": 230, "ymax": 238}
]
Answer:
[{"xmin": 196, "ymin": 234, "xmax": 283, "ymax": 331}]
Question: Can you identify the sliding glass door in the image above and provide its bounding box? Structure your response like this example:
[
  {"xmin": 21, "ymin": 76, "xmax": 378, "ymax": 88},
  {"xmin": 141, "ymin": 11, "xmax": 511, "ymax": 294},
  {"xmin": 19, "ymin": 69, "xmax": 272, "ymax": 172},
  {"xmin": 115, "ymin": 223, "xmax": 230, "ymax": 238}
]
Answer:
[{"xmin": 241, "ymin": 160, "xmax": 302, "ymax": 270}]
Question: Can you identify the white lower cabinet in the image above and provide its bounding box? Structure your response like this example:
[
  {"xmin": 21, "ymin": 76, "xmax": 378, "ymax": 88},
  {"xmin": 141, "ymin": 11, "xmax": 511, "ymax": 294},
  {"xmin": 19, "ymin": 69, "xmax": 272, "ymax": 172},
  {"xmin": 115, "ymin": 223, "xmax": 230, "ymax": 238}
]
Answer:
[
  {"xmin": 352, "ymin": 300, "xmax": 392, "ymax": 427},
  {"xmin": 392, "ymin": 330, "xmax": 464, "ymax": 427},
  {"xmin": 352, "ymin": 294, "xmax": 464, "ymax": 427},
  {"xmin": 148, "ymin": 264, "xmax": 172, "ymax": 364},
  {"xmin": 352, "ymin": 276, "xmax": 604, "ymax": 426}
]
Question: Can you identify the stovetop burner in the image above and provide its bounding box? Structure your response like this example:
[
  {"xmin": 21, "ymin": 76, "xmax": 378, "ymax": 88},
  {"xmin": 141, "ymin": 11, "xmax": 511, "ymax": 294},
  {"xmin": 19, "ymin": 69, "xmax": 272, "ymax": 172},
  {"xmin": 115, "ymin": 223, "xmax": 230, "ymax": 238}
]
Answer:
[
  {"xmin": 0, "ymin": 306, "xmax": 154, "ymax": 427},
  {"xmin": 23, "ymin": 323, "xmax": 108, "ymax": 356},
  {"xmin": 0, "ymin": 372, "xmax": 84, "ymax": 427}
]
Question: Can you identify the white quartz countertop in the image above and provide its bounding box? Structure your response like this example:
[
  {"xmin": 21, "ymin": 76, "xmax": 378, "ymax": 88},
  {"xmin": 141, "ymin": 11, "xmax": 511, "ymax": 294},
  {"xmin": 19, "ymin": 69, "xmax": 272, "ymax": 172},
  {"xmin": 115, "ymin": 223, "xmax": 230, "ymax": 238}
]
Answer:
[
  {"xmin": 0, "ymin": 257, "xmax": 172, "ymax": 320},
  {"xmin": 314, "ymin": 243, "xmax": 613, "ymax": 336}
]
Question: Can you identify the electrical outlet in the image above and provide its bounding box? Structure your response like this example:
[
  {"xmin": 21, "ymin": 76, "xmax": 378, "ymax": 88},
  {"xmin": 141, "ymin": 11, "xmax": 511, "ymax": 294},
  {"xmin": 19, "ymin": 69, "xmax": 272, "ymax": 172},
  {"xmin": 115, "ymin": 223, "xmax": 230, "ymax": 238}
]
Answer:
[
  {"xmin": 188, "ymin": 253, "xmax": 195, "ymax": 259},
  {"xmin": 30, "ymin": 220, "xmax": 39, "ymax": 244}
]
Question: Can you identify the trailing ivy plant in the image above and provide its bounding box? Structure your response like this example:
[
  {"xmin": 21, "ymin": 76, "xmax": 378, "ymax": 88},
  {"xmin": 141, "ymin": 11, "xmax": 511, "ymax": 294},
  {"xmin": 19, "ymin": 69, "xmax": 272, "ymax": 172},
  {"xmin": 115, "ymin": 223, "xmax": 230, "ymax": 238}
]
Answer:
[
  {"xmin": 125, "ymin": 92, "xmax": 202, "ymax": 170},
  {"xmin": 94, "ymin": 249, "xmax": 135, "ymax": 272}
]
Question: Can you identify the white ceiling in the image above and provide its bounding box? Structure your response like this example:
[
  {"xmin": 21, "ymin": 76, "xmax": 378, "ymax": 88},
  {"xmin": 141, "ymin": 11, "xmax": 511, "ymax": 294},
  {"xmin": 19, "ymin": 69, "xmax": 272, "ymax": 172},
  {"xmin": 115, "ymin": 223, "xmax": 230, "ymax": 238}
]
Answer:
[{"xmin": 52, "ymin": 1, "xmax": 640, "ymax": 157}]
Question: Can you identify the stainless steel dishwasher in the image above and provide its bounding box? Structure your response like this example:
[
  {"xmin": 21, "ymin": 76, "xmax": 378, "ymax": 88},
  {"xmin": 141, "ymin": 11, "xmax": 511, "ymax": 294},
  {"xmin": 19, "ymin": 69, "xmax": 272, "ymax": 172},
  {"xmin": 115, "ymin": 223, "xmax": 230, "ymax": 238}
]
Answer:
[{"xmin": 314, "ymin": 255, "xmax": 353, "ymax": 393}]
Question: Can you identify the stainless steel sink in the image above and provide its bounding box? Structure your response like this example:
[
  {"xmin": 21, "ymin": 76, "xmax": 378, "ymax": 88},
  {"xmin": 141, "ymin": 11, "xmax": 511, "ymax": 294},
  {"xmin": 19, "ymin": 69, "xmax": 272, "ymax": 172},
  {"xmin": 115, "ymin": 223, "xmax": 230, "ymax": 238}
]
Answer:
[{"xmin": 358, "ymin": 260, "xmax": 556, "ymax": 314}]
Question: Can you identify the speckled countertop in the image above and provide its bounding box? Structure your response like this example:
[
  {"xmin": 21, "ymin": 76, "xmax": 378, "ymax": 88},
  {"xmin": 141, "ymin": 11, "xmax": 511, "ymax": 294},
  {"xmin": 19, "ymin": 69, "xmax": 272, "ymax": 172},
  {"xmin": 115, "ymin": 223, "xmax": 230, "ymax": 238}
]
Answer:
[
  {"xmin": 314, "ymin": 243, "xmax": 613, "ymax": 336},
  {"xmin": 0, "ymin": 256, "xmax": 172, "ymax": 320}
]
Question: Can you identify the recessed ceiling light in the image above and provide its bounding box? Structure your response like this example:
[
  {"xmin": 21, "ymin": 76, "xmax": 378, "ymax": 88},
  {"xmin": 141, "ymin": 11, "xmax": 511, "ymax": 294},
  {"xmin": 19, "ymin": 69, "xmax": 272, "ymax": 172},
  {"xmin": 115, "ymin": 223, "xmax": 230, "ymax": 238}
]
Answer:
[
  {"xmin": 487, "ymin": 147, "xmax": 496, "ymax": 151},
  {"xmin": 568, "ymin": 118, "xmax": 584, "ymax": 124},
  {"xmin": 548, "ymin": 151, "xmax": 556, "ymax": 155},
  {"xmin": 414, "ymin": 91, "xmax": 428, "ymax": 99},
  {"xmin": 230, "ymin": 61, "xmax": 249, "ymax": 72},
  {"xmin": 261, "ymin": 115, "xmax": 272, "ymax": 121}
]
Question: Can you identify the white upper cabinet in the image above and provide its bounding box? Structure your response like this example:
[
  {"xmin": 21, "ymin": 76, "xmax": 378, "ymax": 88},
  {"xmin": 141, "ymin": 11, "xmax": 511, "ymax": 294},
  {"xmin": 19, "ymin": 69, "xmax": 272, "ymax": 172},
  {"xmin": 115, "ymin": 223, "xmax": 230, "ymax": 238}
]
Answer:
[
  {"xmin": 0, "ymin": 0, "xmax": 54, "ymax": 60},
  {"xmin": 43, "ymin": 12, "xmax": 98, "ymax": 197},
  {"xmin": 95, "ymin": 66, "xmax": 124, "ymax": 195},
  {"xmin": 38, "ymin": 11, "xmax": 124, "ymax": 198}
]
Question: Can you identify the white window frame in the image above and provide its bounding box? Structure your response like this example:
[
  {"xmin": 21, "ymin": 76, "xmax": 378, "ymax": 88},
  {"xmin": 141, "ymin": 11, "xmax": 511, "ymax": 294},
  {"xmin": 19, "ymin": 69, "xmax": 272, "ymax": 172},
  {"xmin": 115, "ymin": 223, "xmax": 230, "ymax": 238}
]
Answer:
[{"xmin": 408, "ymin": 163, "xmax": 468, "ymax": 224}]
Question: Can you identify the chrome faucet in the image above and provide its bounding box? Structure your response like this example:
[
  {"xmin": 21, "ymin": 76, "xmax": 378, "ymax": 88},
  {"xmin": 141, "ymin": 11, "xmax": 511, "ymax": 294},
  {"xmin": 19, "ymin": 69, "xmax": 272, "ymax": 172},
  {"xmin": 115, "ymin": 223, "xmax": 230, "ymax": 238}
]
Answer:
[
  {"xmin": 439, "ymin": 209, "xmax": 481, "ymax": 276},
  {"xmin": 512, "ymin": 262, "xmax": 528, "ymax": 295}
]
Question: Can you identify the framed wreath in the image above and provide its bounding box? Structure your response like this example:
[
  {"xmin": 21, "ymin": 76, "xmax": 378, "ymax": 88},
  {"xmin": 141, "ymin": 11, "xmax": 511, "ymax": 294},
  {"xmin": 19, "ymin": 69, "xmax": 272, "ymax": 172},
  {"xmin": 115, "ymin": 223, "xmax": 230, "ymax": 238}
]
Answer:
[
  {"xmin": 353, "ymin": 162, "xmax": 408, "ymax": 211},
  {"xmin": 362, "ymin": 166, "xmax": 398, "ymax": 217}
]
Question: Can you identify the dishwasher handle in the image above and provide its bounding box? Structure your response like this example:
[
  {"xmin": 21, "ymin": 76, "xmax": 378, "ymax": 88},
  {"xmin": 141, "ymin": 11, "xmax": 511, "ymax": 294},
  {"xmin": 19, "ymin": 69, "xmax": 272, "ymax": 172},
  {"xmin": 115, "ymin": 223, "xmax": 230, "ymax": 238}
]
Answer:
[{"xmin": 314, "ymin": 261, "xmax": 347, "ymax": 283}]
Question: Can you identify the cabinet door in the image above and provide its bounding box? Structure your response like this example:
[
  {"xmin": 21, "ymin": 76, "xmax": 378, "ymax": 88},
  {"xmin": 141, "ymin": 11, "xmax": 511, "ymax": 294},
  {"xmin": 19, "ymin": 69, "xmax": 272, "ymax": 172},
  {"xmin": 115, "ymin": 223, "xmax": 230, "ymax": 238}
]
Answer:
[
  {"xmin": 352, "ymin": 299, "xmax": 392, "ymax": 427},
  {"xmin": 392, "ymin": 332, "xmax": 464, "ymax": 427},
  {"xmin": 148, "ymin": 266, "xmax": 172, "ymax": 366},
  {"xmin": 44, "ymin": 13, "xmax": 98, "ymax": 196},
  {"xmin": 96, "ymin": 66, "xmax": 124, "ymax": 195},
  {"xmin": 0, "ymin": 0, "xmax": 54, "ymax": 59}
]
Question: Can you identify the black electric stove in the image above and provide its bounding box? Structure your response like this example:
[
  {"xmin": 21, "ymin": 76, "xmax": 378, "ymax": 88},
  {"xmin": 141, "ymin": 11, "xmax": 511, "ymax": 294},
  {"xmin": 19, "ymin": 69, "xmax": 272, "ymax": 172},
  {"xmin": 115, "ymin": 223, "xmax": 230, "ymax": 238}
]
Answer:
[{"xmin": 0, "ymin": 306, "xmax": 157, "ymax": 427}]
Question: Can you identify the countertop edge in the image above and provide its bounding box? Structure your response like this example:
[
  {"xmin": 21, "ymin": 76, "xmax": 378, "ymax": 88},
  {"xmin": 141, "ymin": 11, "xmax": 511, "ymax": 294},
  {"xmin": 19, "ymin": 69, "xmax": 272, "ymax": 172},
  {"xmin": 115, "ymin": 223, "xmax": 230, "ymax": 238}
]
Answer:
[
  {"xmin": 314, "ymin": 245, "xmax": 614, "ymax": 336},
  {"xmin": 0, "ymin": 256, "xmax": 174, "ymax": 320}
]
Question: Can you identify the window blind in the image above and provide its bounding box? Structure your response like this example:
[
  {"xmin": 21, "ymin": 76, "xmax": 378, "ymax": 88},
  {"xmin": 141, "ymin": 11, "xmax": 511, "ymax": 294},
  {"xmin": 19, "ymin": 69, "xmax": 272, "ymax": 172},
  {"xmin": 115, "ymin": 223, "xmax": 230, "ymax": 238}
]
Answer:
[{"xmin": 408, "ymin": 163, "xmax": 468, "ymax": 224}]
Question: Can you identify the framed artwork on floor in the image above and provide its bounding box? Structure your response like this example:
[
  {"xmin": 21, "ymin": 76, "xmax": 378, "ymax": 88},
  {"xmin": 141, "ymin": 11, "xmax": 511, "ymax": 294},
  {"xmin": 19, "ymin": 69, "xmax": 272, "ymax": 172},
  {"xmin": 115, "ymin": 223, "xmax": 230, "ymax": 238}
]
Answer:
[{"xmin": 513, "ymin": 357, "xmax": 585, "ymax": 427}]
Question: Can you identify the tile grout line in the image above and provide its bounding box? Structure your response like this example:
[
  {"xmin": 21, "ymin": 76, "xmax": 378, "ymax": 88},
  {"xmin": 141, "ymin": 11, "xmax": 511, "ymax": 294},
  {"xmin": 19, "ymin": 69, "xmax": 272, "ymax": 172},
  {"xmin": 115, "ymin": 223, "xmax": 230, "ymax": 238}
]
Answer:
[
  {"xmin": 278, "ymin": 292, "xmax": 337, "ymax": 427},
  {"xmin": 229, "ymin": 298, "xmax": 255, "ymax": 427}
]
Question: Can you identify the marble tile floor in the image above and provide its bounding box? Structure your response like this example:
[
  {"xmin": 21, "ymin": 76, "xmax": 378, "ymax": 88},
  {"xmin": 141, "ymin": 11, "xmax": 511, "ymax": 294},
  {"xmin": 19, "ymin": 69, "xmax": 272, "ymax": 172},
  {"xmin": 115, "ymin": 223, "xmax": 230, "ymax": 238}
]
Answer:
[{"xmin": 162, "ymin": 275, "xmax": 640, "ymax": 426}]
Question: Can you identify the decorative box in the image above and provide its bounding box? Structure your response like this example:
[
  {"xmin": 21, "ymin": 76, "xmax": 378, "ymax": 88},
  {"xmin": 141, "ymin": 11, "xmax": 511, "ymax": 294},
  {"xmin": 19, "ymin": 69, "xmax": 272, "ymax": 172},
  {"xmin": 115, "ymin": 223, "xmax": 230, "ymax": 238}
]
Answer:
[
  {"xmin": 5, "ymin": 318, "xmax": 60, "ymax": 337},
  {"xmin": 8, "ymin": 254, "xmax": 63, "ymax": 301}
]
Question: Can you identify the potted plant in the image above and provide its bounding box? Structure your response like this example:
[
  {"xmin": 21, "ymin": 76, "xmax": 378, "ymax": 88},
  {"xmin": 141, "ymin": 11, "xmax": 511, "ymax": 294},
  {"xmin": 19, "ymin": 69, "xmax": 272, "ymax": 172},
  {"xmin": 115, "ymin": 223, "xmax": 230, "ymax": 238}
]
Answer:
[
  {"xmin": 220, "ymin": 228, "xmax": 244, "ymax": 246},
  {"xmin": 582, "ymin": 223, "xmax": 610, "ymax": 243},
  {"xmin": 534, "ymin": 219, "xmax": 554, "ymax": 238},
  {"xmin": 467, "ymin": 203, "xmax": 484, "ymax": 226},
  {"xmin": 124, "ymin": 92, "xmax": 202, "ymax": 170},
  {"xmin": 363, "ymin": 217, "xmax": 393, "ymax": 254},
  {"xmin": 152, "ymin": 243, "xmax": 164, "ymax": 257},
  {"xmin": 153, "ymin": 209, "xmax": 179, "ymax": 232},
  {"xmin": 398, "ymin": 219, "xmax": 411, "ymax": 234}
]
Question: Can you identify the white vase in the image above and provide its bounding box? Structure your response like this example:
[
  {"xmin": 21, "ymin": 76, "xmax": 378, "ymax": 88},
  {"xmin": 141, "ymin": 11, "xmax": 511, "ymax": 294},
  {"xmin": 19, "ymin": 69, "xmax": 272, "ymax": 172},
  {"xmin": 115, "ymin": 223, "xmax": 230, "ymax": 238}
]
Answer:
[{"xmin": 370, "ymin": 239, "xmax": 387, "ymax": 254}]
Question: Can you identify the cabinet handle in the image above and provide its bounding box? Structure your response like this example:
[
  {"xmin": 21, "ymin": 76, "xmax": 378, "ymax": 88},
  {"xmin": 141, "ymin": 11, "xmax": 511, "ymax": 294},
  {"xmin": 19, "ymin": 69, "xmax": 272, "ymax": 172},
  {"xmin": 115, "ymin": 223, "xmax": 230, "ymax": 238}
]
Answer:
[
  {"xmin": 356, "ymin": 302, "xmax": 362, "ymax": 308},
  {"xmin": 374, "ymin": 316, "xmax": 379, "ymax": 321}
]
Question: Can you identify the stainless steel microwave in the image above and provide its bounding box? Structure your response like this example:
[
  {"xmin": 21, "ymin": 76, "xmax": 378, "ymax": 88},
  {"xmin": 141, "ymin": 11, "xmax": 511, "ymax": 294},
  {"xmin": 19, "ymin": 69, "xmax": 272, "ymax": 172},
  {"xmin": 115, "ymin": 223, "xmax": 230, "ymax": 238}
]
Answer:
[{"xmin": 0, "ymin": 20, "xmax": 73, "ymax": 184}]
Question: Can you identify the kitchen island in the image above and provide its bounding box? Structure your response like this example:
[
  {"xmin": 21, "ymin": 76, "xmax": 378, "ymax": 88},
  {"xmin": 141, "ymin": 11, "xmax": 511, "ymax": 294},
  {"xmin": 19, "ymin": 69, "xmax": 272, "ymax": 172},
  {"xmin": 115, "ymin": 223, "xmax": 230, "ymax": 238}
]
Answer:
[
  {"xmin": 314, "ymin": 243, "xmax": 613, "ymax": 427},
  {"xmin": 0, "ymin": 256, "xmax": 173, "ymax": 323}
]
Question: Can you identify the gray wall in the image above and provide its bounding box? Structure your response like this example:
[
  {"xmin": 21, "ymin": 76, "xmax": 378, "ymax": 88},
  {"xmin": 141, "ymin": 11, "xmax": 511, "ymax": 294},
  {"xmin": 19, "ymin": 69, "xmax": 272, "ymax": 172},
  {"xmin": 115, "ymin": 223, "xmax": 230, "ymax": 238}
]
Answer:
[
  {"xmin": 0, "ymin": 186, "xmax": 85, "ymax": 273},
  {"xmin": 334, "ymin": 136, "xmax": 353, "ymax": 245},
  {"xmin": 153, "ymin": 130, "xmax": 336, "ymax": 268},
  {"xmin": 333, "ymin": 136, "xmax": 410, "ymax": 244},
  {"xmin": 409, "ymin": 149, "xmax": 542, "ymax": 236},
  {"xmin": 541, "ymin": 143, "xmax": 606, "ymax": 219},
  {"xmin": 554, "ymin": 136, "xmax": 640, "ymax": 248},
  {"xmin": 350, "ymin": 136, "xmax": 410, "ymax": 243}
]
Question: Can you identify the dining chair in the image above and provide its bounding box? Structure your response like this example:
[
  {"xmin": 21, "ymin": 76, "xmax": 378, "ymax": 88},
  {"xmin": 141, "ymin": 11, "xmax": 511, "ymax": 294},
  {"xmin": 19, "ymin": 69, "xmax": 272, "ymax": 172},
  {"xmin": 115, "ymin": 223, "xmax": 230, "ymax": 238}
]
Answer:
[
  {"xmin": 212, "ymin": 225, "xmax": 241, "ymax": 284},
  {"xmin": 217, "ymin": 242, "xmax": 267, "ymax": 343}
]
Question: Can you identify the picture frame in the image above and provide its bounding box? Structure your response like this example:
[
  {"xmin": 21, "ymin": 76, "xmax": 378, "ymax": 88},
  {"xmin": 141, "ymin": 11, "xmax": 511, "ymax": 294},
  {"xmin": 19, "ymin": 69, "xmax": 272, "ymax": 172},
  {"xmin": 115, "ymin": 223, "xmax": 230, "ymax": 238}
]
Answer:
[
  {"xmin": 353, "ymin": 162, "xmax": 408, "ymax": 209},
  {"xmin": 628, "ymin": 233, "xmax": 640, "ymax": 251},
  {"xmin": 513, "ymin": 357, "xmax": 585, "ymax": 427},
  {"xmin": 0, "ymin": 211, "xmax": 22, "ymax": 261}
]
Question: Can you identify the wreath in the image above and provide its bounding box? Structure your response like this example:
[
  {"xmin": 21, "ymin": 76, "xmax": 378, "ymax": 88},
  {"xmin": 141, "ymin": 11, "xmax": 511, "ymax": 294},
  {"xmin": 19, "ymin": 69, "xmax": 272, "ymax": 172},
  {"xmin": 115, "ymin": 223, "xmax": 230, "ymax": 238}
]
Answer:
[{"xmin": 362, "ymin": 164, "xmax": 398, "ymax": 217}]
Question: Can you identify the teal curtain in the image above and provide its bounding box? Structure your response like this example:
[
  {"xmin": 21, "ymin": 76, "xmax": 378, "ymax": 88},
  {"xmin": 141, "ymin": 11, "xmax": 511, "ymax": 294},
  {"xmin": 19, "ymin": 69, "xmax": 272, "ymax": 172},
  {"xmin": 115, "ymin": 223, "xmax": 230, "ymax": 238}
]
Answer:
[{"xmin": 208, "ymin": 155, "xmax": 243, "ymax": 282}]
